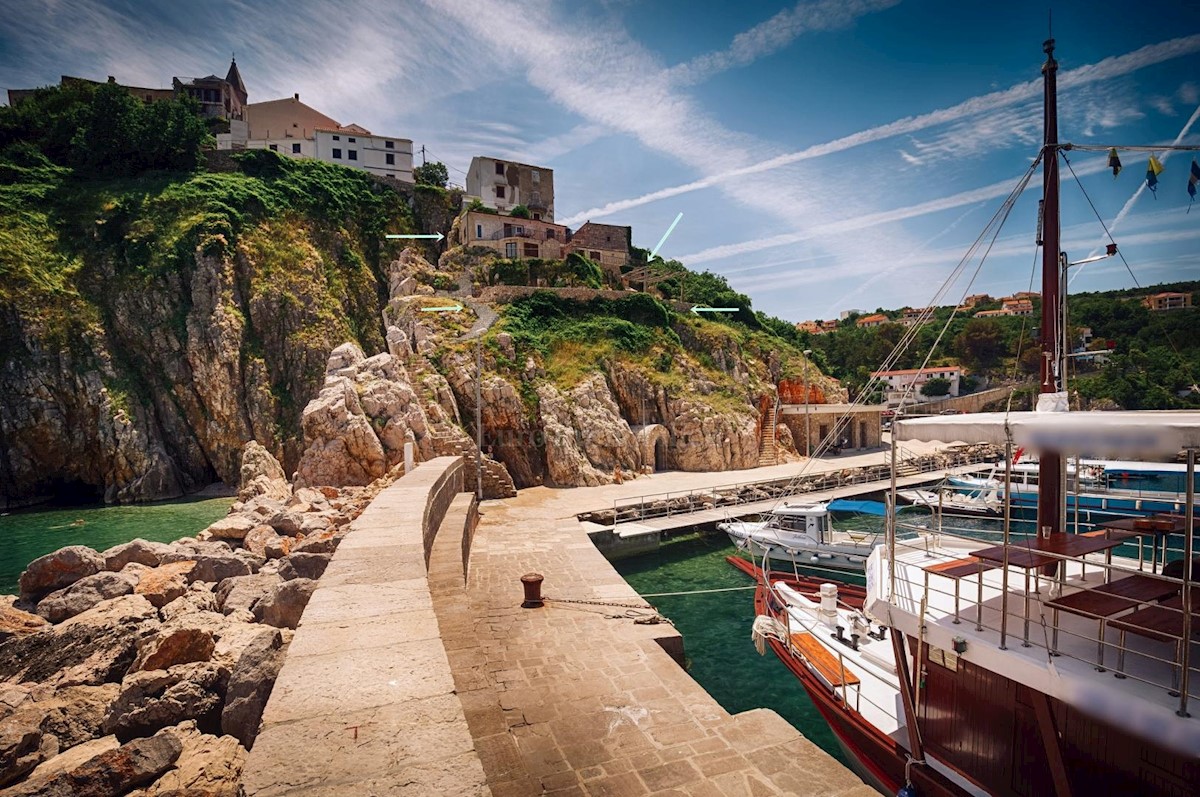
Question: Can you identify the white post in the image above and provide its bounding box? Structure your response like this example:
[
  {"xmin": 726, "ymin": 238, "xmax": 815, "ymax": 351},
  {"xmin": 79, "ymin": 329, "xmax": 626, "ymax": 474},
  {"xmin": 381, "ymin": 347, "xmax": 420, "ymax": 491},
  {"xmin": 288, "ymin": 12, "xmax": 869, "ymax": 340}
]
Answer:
[
  {"xmin": 803, "ymin": 349, "xmax": 813, "ymax": 458},
  {"xmin": 403, "ymin": 441, "xmax": 414, "ymax": 474}
]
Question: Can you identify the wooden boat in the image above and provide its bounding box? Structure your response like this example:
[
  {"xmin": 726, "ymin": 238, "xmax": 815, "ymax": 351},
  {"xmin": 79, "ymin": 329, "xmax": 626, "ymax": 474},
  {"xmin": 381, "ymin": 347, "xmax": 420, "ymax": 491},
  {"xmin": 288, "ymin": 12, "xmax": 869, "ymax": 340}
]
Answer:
[{"xmin": 748, "ymin": 39, "xmax": 1200, "ymax": 797}]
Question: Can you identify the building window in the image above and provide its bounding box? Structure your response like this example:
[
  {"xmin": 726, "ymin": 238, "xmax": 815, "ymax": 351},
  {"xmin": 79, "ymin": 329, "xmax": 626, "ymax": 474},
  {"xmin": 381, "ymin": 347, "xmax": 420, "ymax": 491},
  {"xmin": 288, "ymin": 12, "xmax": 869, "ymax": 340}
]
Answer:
[
  {"xmin": 523, "ymin": 243, "xmax": 538, "ymax": 257},
  {"xmin": 349, "ymin": 137, "xmax": 356, "ymax": 143},
  {"xmin": 495, "ymin": 185, "xmax": 505, "ymax": 199},
  {"xmin": 531, "ymin": 190, "xmax": 540, "ymax": 205},
  {"xmin": 332, "ymin": 135, "xmax": 340, "ymax": 141},
  {"xmin": 385, "ymin": 153, "xmax": 395, "ymax": 165},
  {"xmin": 545, "ymin": 229, "xmax": 555, "ymax": 240},
  {"xmin": 269, "ymin": 144, "xmax": 278, "ymax": 151},
  {"xmin": 495, "ymin": 161, "xmax": 505, "ymax": 175},
  {"xmin": 533, "ymin": 213, "xmax": 541, "ymax": 221},
  {"xmin": 332, "ymin": 148, "xmax": 342, "ymax": 159},
  {"xmin": 531, "ymin": 169, "xmax": 540, "ymax": 183},
  {"xmin": 505, "ymin": 242, "xmax": 517, "ymax": 258},
  {"xmin": 348, "ymin": 150, "xmax": 358, "ymax": 161},
  {"xmin": 475, "ymin": 224, "xmax": 483, "ymax": 238},
  {"xmin": 292, "ymin": 143, "xmax": 301, "ymax": 154},
  {"xmin": 590, "ymin": 251, "xmax": 601, "ymax": 260},
  {"xmin": 385, "ymin": 140, "xmax": 394, "ymax": 149}
]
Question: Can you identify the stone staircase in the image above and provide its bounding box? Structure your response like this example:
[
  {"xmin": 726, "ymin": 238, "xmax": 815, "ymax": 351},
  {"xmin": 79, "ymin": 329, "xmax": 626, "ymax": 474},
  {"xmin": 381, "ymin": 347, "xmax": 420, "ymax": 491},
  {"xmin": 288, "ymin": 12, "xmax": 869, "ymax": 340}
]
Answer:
[{"xmin": 757, "ymin": 400, "xmax": 780, "ymax": 467}]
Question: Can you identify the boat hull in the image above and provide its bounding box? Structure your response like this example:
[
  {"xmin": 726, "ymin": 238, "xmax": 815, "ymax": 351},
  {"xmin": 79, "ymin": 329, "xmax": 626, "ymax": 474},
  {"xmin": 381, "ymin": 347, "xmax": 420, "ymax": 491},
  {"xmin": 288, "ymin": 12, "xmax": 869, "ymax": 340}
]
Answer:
[{"xmin": 724, "ymin": 528, "xmax": 870, "ymax": 572}]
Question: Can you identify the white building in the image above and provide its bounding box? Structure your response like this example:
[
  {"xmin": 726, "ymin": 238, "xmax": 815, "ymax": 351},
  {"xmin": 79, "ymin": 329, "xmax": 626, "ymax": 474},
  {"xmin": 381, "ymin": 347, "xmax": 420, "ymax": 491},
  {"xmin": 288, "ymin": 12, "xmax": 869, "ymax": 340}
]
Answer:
[
  {"xmin": 871, "ymin": 366, "xmax": 962, "ymax": 406},
  {"xmin": 222, "ymin": 94, "xmax": 413, "ymax": 182}
]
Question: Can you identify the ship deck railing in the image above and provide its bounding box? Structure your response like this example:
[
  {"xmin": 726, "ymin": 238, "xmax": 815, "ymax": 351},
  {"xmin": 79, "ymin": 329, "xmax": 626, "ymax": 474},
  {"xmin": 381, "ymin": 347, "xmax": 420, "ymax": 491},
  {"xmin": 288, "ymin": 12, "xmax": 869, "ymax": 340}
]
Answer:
[{"xmin": 887, "ymin": 516, "xmax": 1197, "ymax": 721}]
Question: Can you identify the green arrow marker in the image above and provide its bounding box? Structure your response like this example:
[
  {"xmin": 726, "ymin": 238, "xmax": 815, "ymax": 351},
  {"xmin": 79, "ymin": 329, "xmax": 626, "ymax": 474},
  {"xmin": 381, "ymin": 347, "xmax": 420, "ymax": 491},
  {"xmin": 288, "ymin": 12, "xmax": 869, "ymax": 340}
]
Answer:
[
  {"xmin": 649, "ymin": 212, "xmax": 683, "ymax": 258},
  {"xmin": 691, "ymin": 306, "xmax": 739, "ymax": 314},
  {"xmin": 386, "ymin": 232, "xmax": 445, "ymax": 242},
  {"xmin": 421, "ymin": 304, "xmax": 463, "ymax": 313}
]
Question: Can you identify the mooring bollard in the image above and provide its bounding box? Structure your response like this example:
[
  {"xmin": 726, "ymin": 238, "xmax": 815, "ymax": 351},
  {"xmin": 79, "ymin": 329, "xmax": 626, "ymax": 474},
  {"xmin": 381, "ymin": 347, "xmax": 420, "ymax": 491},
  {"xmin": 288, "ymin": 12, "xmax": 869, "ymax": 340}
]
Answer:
[{"xmin": 520, "ymin": 572, "xmax": 545, "ymax": 608}]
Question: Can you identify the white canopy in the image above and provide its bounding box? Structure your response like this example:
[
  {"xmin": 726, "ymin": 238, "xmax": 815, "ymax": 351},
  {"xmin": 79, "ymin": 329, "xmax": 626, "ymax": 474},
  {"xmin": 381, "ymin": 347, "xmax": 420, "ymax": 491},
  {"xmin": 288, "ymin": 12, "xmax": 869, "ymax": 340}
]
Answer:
[{"xmin": 894, "ymin": 411, "xmax": 1200, "ymax": 458}]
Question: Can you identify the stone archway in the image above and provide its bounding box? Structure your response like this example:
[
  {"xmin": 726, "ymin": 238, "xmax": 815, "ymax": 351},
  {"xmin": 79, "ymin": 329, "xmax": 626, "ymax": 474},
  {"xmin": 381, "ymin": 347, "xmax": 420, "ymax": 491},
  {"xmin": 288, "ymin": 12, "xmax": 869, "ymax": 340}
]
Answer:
[{"xmin": 635, "ymin": 424, "xmax": 670, "ymax": 472}]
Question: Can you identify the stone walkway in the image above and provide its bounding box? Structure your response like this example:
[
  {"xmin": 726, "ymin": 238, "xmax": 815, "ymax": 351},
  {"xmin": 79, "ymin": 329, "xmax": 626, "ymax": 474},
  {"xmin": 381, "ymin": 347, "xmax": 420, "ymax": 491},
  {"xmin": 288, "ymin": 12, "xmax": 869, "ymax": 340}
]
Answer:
[{"xmin": 439, "ymin": 458, "xmax": 887, "ymax": 796}]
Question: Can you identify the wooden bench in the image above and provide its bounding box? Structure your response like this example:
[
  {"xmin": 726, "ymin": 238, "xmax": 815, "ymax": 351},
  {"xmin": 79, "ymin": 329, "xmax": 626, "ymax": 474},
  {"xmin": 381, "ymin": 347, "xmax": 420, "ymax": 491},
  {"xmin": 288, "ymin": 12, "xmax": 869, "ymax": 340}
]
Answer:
[
  {"xmin": 923, "ymin": 557, "xmax": 1001, "ymax": 628},
  {"xmin": 1046, "ymin": 574, "xmax": 1180, "ymax": 668},
  {"xmin": 790, "ymin": 632, "xmax": 860, "ymax": 688}
]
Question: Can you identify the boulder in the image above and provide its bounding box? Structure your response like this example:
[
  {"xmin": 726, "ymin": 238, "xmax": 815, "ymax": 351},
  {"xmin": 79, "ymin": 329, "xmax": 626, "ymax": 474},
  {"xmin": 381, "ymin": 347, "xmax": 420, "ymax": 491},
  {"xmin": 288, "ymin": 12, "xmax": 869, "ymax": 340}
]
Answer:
[
  {"xmin": 253, "ymin": 579, "xmax": 317, "ymax": 630},
  {"xmin": 237, "ymin": 441, "xmax": 290, "ymax": 503},
  {"xmin": 0, "ymin": 604, "xmax": 49, "ymax": 642},
  {"xmin": 25, "ymin": 735, "xmax": 119, "ymax": 782},
  {"xmin": 3, "ymin": 684, "xmax": 119, "ymax": 751},
  {"xmin": 138, "ymin": 722, "xmax": 244, "ymax": 797},
  {"xmin": 18, "ymin": 547, "xmax": 104, "ymax": 600},
  {"xmin": 291, "ymin": 531, "xmax": 342, "ymax": 556},
  {"xmin": 220, "ymin": 630, "xmax": 288, "ymax": 747},
  {"xmin": 9, "ymin": 729, "xmax": 183, "ymax": 797},
  {"xmin": 36, "ymin": 572, "xmax": 138, "ymax": 624},
  {"xmin": 179, "ymin": 556, "xmax": 251, "ymax": 585},
  {"xmin": 101, "ymin": 540, "xmax": 173, "ymax": 572},
  {"xmin": 102, "ymin": 663, "xmax": 229, "ymax": 741},
  {"xmin": 298, "ymin": 514, "xmax": 333, "ymax": 536},
  {"xmin": 213, "ymin": 574, "xmax": 280, "ymax": 617},
  {"xmin": 230, "ymin": 550, "xmax": 264, "ymax": 574},
  {"xmin": 158, "ymin": 586, "xmax": 219, "ymax": 622},
  {"xmin": 0, "ymin": 722, "xmax": 42, "ymax": 787},
  {"xmin": 276, "ymin": 553, "xmax": 330, "ymax": 582},
  {"xmin": 262, "ymin": 535, "xmax": 295, "ymax": 560},
  {"xmin": 134, "ymin": 562, "xmax": 195, "ymax": 609},
  {"xmin": 130, "ymin": 628, "xmax": 216, "ymax": 673},
  {"xmin": 203, "ymin": 515, "xmax": 256, "ymax": 542},
  {"xmin": 240, "ymin": 525, "xmax": 280, "ymax": 558},
  {"xmin": 265, "ymin": 510, "xmax": 303, "ymax": 537},
  {"xmin": 0, "ymin": 595, "xmax": 158, "ymax": 687}
]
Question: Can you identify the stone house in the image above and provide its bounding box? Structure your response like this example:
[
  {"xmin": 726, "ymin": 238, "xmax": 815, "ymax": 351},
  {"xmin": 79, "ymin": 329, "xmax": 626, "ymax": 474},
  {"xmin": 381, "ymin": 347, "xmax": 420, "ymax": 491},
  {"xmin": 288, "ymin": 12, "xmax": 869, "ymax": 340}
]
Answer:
[
  {"xmin": 856, "ymin": 313, "xmax": 889, "ymax": 328},
  {"xmin": 563, "ymin": 221, "xmax": 631, "ymax": 272},
  {"xmin": 172, "ymin": 58, "xmax": 248, "ymax": 120},
  {"xmin": 459, "ymin": 210, "xmax": 569, "ymax": 260},
  {"xmin": 465, "ymin": 157, "xmax": 554, "ymax": 221},
  {"xmin": 1142, "ymin": 291, "xmax": 1193, "ymax": 311}
]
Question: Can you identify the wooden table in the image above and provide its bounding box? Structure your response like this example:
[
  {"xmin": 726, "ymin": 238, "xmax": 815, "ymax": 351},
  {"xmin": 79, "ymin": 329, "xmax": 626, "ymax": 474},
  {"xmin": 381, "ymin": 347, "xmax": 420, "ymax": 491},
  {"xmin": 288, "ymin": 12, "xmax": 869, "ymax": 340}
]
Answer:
[
  {"xmin": 1096, "ymin": 514, "xmax": 1188, "ymax": 573},
  {"xmin": 1045, "ymin": 574, "xmax": 1181, "ymax": 668},
  {"xmin": 972, "ymin": 534, "xmax": 1128, "ymax": 647},
  {"xmin": 1109, "ymin": 594, "xmax": 1199, "ymax": 689}
]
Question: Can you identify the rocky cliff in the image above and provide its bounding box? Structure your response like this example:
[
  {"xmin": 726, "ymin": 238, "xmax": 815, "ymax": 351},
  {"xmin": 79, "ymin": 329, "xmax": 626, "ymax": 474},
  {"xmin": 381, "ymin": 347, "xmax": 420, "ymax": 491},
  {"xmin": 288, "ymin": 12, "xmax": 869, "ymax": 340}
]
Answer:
[{"xmin": 1, "ymin": 151, "xmax": 842, "ymax": 505}]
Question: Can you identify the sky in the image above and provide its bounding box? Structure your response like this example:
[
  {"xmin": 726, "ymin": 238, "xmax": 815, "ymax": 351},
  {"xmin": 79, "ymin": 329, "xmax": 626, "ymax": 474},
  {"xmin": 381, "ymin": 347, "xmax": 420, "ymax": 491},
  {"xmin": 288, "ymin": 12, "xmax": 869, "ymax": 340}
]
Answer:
[{"xmin": 2, "ymin": 0, "xmax": 1199, "ymax": 322}]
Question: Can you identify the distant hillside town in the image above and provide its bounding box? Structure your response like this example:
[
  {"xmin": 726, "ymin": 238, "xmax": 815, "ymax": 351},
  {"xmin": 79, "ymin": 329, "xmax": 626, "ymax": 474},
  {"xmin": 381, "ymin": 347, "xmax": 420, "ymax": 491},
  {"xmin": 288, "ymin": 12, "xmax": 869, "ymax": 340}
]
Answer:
[{"xmin": 8, "ymin": 62, "xmax": 635, "ymax": 280}]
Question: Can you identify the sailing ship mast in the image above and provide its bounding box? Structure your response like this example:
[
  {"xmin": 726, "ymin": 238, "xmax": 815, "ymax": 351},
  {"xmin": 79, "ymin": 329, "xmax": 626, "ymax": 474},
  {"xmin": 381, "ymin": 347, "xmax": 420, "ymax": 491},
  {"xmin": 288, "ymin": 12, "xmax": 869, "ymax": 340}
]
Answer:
[{"xmin": 1037, "ymin": 37, "xmax": 1063, "ymax": 539}]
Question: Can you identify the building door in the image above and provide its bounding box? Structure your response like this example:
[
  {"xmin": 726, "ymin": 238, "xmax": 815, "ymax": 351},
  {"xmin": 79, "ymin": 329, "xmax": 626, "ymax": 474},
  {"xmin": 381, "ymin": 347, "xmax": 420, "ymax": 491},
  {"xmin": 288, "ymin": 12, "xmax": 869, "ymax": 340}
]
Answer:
[{"xmin": 859, "ymin": 421, "xmax": 868, "ymax": 449}]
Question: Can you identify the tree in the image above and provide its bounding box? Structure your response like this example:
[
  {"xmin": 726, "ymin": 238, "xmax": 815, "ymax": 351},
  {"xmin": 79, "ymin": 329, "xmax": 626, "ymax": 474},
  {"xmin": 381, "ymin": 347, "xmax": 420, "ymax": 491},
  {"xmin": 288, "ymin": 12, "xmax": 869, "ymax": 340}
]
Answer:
[
  {"xmin": 413, "ymin": 160, "xmax": 448, "ymax": 187},
  {"xmin": 509, "ymin": 204, "xmax": 531, "ymax": 219},
  {"xmin": 921, "ymin": 377, "xmax": 951, "ymax": 397},
  {"xmin": 953, "ymin": 318, "xmax": 1006, "ymax": 369}
]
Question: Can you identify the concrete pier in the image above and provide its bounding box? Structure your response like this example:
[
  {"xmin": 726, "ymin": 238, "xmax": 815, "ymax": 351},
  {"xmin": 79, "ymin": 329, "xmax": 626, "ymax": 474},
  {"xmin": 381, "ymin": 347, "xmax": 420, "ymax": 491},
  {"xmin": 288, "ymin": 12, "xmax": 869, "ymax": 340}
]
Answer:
[{"xmin": 241, "ymin": 453, "xmax": 899, "ymax": 795}]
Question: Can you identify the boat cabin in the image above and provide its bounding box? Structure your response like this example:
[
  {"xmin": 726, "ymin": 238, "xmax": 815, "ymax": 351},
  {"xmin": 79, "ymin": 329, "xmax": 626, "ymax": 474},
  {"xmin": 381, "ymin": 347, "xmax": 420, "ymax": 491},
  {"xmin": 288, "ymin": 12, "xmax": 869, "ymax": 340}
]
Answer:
[{"xmin": 770, "ymin": 503, "xmax": 830, "ymax": 542}]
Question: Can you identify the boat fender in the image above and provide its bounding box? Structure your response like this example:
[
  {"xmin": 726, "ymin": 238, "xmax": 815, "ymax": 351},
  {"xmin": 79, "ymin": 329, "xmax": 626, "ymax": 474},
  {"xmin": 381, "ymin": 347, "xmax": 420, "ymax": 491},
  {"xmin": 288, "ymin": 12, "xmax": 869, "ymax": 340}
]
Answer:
[{"xmin": 896, "ymin": 786, "xmax": 918, "ymax": 797}]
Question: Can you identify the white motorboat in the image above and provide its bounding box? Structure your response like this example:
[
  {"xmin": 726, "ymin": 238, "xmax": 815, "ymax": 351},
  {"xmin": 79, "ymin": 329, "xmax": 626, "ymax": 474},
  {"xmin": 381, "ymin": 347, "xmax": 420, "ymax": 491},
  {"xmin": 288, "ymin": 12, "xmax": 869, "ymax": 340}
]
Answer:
[
  {"xmin": 719, "ymin": 500, "xmax": 904, "ymax": 571},
  {"xmin": 896, "ymin": 486, "xmax": 1000, "ymax": 517}
]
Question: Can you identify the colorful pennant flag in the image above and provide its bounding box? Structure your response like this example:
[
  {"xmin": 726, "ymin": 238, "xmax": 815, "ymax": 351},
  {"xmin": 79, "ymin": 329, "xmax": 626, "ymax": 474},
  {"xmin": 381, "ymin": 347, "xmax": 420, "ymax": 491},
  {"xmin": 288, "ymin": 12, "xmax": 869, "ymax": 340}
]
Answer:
[
  {"xmin": 1107, "ymin": 148, "xmax": 1122, "ymax": 177},
  {"xmin": 1146, "ymin": 156, "xmax": 1164, "ymax": 196},
  {"xmin": 1189, "ymin": 159, "xmax": 1200, "ymax": 213}
]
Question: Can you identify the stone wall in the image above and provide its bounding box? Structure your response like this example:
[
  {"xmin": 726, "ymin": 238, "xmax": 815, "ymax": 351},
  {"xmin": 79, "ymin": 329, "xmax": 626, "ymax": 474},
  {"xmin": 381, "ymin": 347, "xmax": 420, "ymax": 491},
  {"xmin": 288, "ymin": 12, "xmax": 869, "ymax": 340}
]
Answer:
[{"xmin": 240, "ymin": 456, "xmax": 487, "ymax": 796}]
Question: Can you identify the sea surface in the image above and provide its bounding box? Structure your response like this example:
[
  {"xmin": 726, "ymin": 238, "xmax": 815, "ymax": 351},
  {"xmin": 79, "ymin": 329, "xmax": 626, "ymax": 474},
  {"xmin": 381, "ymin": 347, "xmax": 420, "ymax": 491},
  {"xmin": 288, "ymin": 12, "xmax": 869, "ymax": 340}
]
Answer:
[
  {"xmin": 0, "ymin": 496, "xmax": 234, "ymax": 595},
  {"xmin": 614, "ymin": 531, "xmax": 851, "ymax": 764}
]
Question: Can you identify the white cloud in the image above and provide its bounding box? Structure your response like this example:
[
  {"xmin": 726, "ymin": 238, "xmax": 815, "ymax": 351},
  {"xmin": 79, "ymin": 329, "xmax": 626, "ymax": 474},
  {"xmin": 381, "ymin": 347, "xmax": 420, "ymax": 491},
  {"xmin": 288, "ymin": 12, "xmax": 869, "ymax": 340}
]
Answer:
[
  {"xmin": 667, "ymin": 0, "xmax": 901, "ymax": 86},
  {"xmin": 561, "ymin": 34, "xmax": 1200, "ymax": 226}
]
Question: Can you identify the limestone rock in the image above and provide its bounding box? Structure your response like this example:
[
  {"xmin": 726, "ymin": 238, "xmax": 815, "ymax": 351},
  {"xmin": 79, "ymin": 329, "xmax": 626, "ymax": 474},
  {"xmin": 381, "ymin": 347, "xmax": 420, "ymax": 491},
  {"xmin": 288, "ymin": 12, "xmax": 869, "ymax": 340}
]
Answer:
[
  {"xmin": 35, "ymin": 729, "xmax": 183, "ymax": 796},
  {"xmin": 180, "ymin": 555, "xmax": 251, "ymax": 585},
  {"xmin": 142, "ymin": 722, "xmax": 245, "ymax": 796},
  {"xmin": 241, "ymin": 525, "xmax": 280, "ymax": 558},
  {"xmin": 253, "ymin": 579, "xmax": 316, "ymax": 630},
  {"xmin": 0, "ymin": 595, "xmax": 158, "ymax": 687},
  {"xmin": 101, "ymin": 540, "xmax": 173, "ymax": 572},
  {"xmin": 157, "ymin": 585, "xmax": 219, "ymax": 622},
  {"xmin": 36, "ymin": 572, "xmax": 137, "ymax": 624},
  {"xmin": 293, "ymin": 376, "xmax": 386, "ymax": 488},
  {"xmin": 276, "ymin": 553, "xmax": 330, "ymax": 582},
  {"xmin": 18, "ymin": 547, "xmax": 104, "ymax": 600},
  {"xmin": 0, "ymin": 604, "xmax": 48, "ymax": 642},
  {"xmin": 261, "ymin": 535, "xmax": 295, "ymax": 560},
  {"xmin": 130, "ymin": 627, "xmax": 216, "ymax": 673},
  {"xmin": 134, "ymin": 562, "xmax": 195, "ymax": 609},
  {"xmin": 291, "ymin": 531, "xmax": 342, "ymax": 556},
  {"xmin": 2, "ymin": 684, "xmax": 119, "ymax": 753},
  {"xmin": 220, "ymin": 629, "xmax": 287, "ymax": 747},
  {"xmin": 25, "ymin": 735, "xmax": 119, "ymax": 783},
  {"xmin": 237, "ymin": 441, "xmax": 290, "ymax": 503},
  {"xmin": 102, "ymin": 663, "xmax": 229, "ymax": 741},
  {"xmin": 264, "ymin": 510, "xmax": 303, "ymax": 536},
  {"xmin": 213, "ymin": 574, "xmax": 280, "ymax": 617},
  {"xmin": 0, "ymin": 722, "xmax": 42, "ymax": 787},
  {"xmin": 203, "ymin": 515, "xmax": 255, "ymax": 542},
  {"xmin": 537, "ymin": 382, "xmax": 612, "ymax": 487}
]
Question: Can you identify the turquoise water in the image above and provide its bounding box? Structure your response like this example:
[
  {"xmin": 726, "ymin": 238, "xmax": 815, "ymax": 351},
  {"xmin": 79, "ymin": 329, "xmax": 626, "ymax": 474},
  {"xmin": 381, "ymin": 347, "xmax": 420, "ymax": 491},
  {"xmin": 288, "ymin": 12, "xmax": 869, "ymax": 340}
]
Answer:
[
  {"xmin": 0, "ymin": 497, "xmax": 234, "ymax": 595},
  {"xmin": 614, "ymin": 531, "xmax": 849, "ymax": 764}
]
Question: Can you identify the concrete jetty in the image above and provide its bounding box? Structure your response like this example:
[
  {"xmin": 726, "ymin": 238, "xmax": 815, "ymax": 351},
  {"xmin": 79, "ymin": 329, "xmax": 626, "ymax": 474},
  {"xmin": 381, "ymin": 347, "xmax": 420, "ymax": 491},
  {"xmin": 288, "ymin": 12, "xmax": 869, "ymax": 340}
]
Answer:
[{"xmin": 241, "ymin": 454, "xmax": 895, "ymax": 795}]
